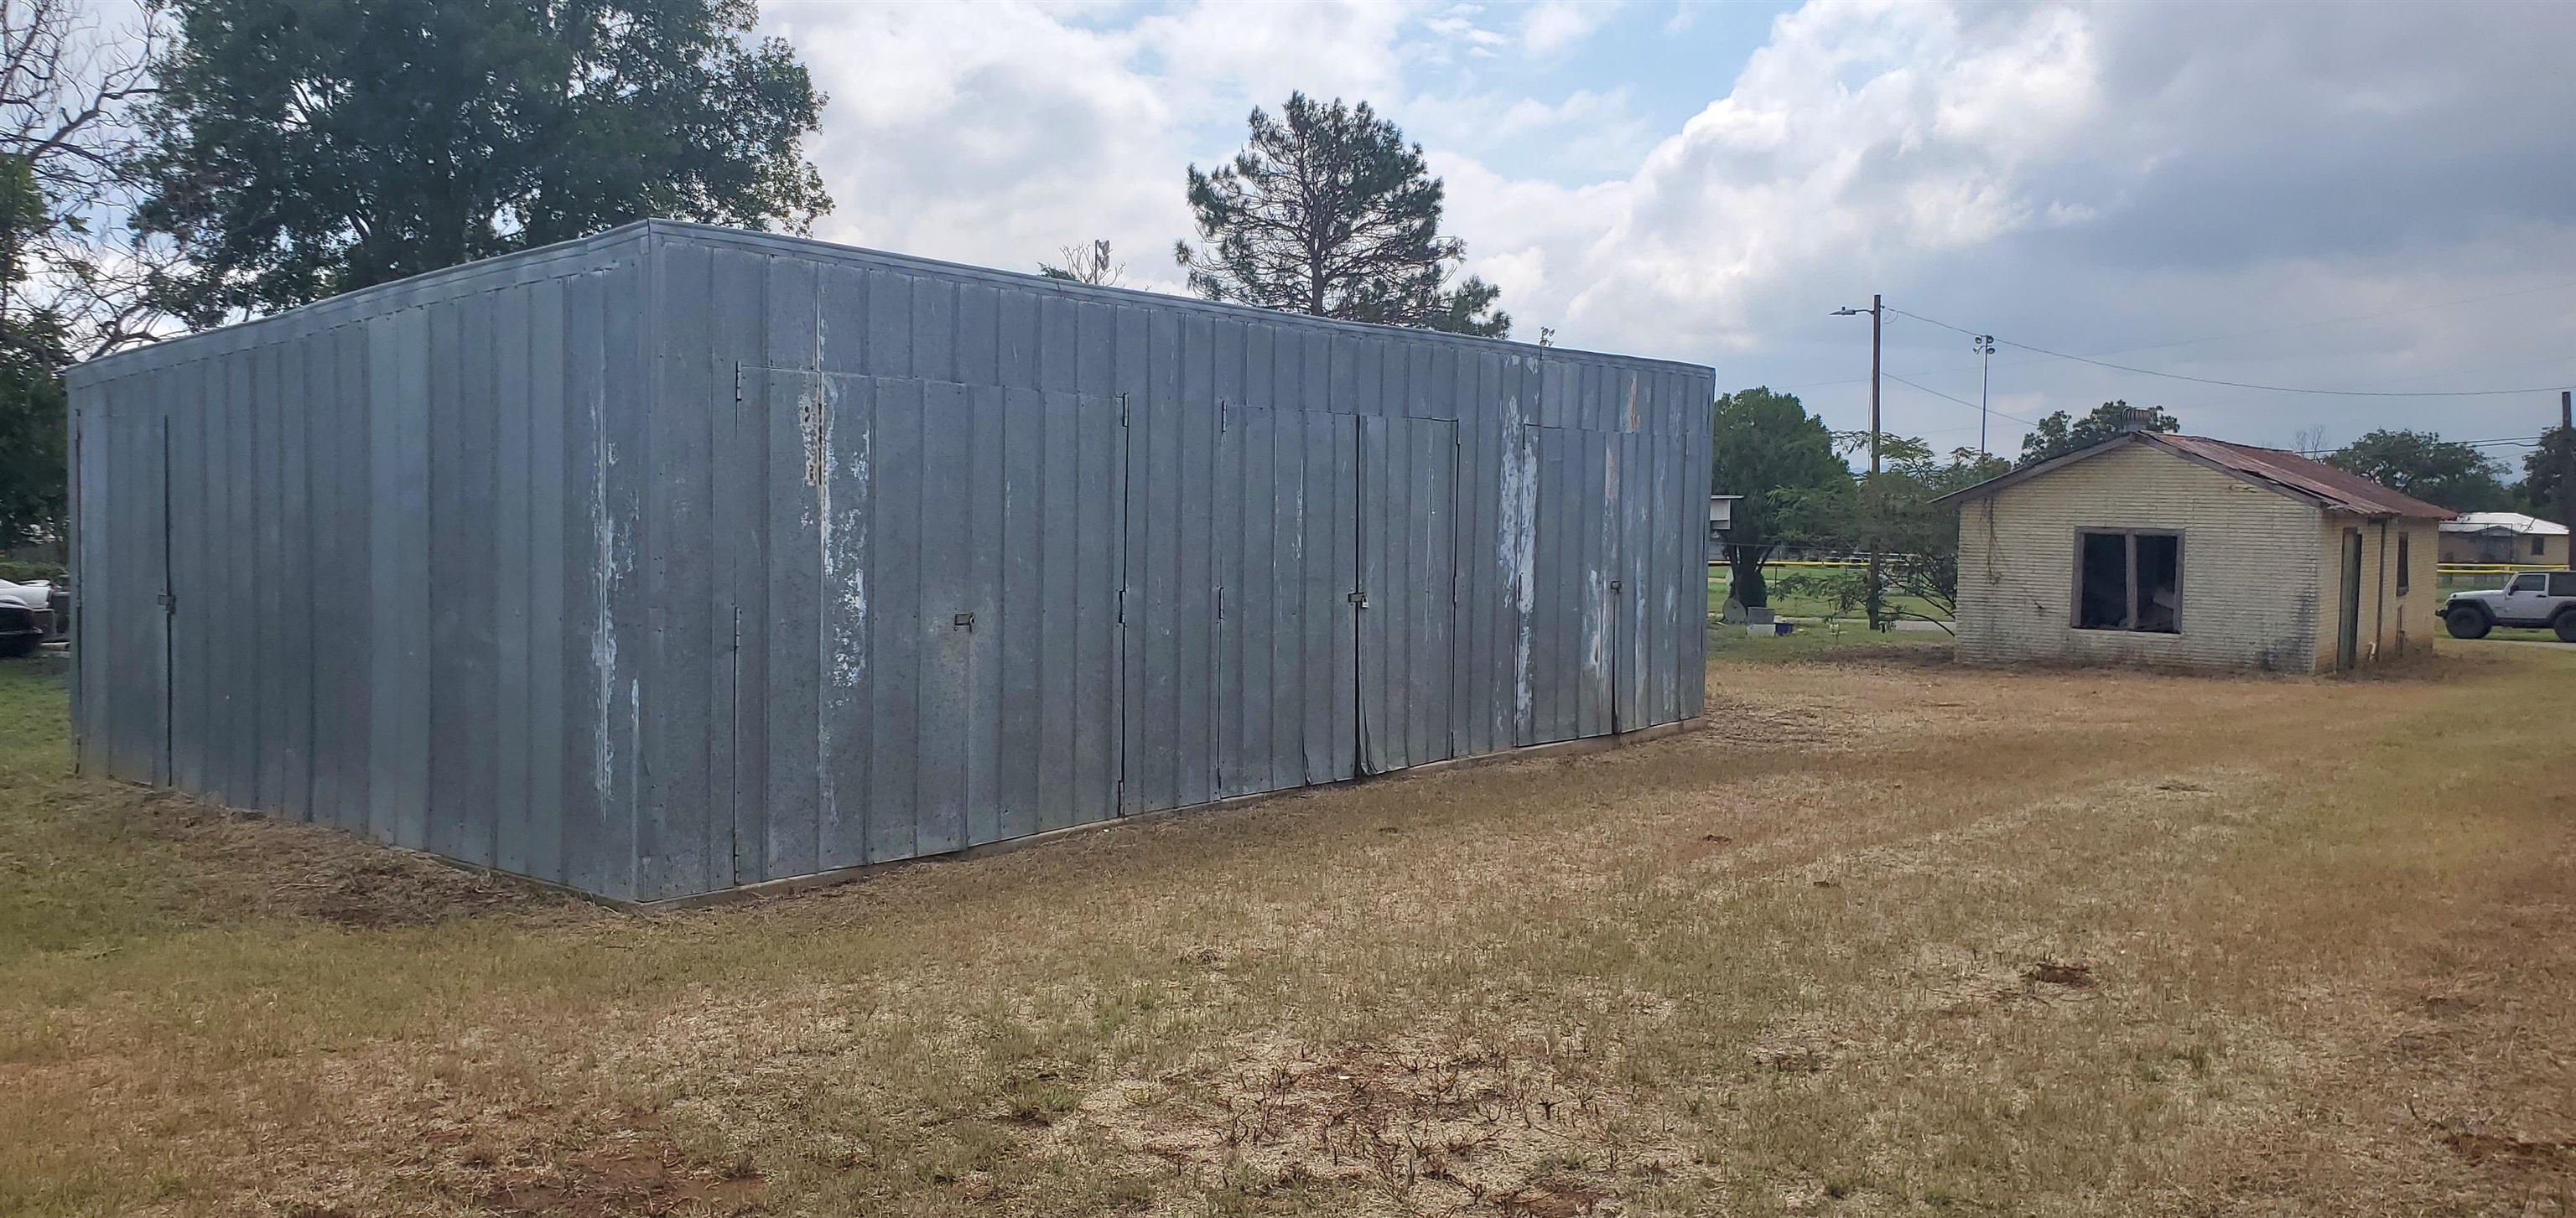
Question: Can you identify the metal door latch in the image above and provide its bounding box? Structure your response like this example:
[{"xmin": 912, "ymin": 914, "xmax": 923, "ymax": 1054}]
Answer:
[
  {"xmin": 1348, "ymin": 591, "xmax": 1369, "ymax": 607},
  {"xmin": 953, "ymin": 612, "xmax": 974, "ymax": 630},
  {"xmin": 1609, "ymin": 579, "xmax": 1623, "ymax": 593}
]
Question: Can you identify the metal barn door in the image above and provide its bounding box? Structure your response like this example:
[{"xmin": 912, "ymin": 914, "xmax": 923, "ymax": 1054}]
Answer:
[
  {"xmin": 1612, "ymin": 428, "xmax": 1674, "ymax": 733},
  {"xmin": 1521, "ymin": 425, "xmax": 1620, "ymax": 745},
  {"xmin": 85, "ymin": 404, "xmax": 174, "ymax": 785},
  {"xmin": 1358, "ymin": 416, "xmax": 1457, "ymax": 773},
  {"xmin": 727, "ymin": 371, "xmax": 1126, "ymax": 885},
  {"xmin": 1208, "ymin": 406, "xmax": 1360, "ymax": 801}
]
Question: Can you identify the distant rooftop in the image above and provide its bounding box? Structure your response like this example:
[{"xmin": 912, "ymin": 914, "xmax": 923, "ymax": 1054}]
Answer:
[{"xmin": 2441, "ymin": 511, "xmax": 2570, "ymax": 536}]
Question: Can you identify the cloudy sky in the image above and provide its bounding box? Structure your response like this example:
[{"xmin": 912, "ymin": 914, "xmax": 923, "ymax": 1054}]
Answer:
[{"xmin": 762, "ymin": 0, "xmax": 2576, "ymax": 467}]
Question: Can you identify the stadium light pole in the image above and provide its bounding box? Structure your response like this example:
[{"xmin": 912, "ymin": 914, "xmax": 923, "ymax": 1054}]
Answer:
[{"xmin": 1973, "ymin": 334, "xmax": 1997, "ymax": 457}]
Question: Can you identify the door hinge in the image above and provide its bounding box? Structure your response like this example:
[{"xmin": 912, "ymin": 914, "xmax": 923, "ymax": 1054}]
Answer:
[
  {"xmin": 1117, "ymin": 588, "xmax": 1126, "ymax": 625},
  {"xmin": 730, "ymin": 607, "xmax": 741, "ymax": 651},
  {"xmin": 1118, "ymin": 393, "xmax": 1130, "ymax": 427},
  {"xmin": 158, "ymin": 590, "xmax": 176, "ymax": 616},
  {"xmin": 1216, "ymin": 586, "xmax": 1226, "ymax": 620},
  {"xmin": 1219, "ymin": 399, "xmax": 1229, "ymax": 432},
  {"xmin": 733, "ymin": 362, "xmax": 745, "ymax": 405}
]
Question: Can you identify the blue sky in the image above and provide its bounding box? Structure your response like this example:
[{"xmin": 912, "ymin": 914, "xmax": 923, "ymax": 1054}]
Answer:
[{"xmin": 766, "ymin": 0, "xmax": 2576, "ymax": 469}]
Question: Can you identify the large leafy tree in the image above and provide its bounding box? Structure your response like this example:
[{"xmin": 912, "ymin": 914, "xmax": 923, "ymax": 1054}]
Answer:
[
  {"xmin": 0, "ymin": 152, "xmax": 65, "ymax": 549},
  {"xmin": 2520, "ymin": 427, "xmax": 2573, "ymax": 524},
  {"xmin": 133, "ymin": 0, "xmax": 831, "ymax": 324},
  {"xmin": 2323, "ymin": 429, "xmax": 2512, "ymax": 512},
  {"xmin": 0, "ymin": 304, "xmax": 69, "ymax": 550},
  {"xmin": 1708, "ymin": 386, "xmax": 1850, "ymax": 609},
  {"xmin": 3, "ymin": 0, "xmax": 170, "ymax": 359},
  {"xmin": 1176, "ymin": 93, "xmax": 1508, "ymax": 337},
  {"xmin": 1782, "ymin": 436, "xmax": 2007, "ymax": 631},
  {"xmin": 0, "ymin": 0, "xmax": 168, "ymax": 553},
  {"xmin": 2018, "ymin": 400, "xmax": 2178, "ymax": 465}
]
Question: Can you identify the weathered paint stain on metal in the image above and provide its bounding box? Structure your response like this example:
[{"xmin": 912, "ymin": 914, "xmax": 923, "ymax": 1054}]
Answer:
[{"xmin": 66, "ymin": 220, "xmax": 1713, "ymax": 903}]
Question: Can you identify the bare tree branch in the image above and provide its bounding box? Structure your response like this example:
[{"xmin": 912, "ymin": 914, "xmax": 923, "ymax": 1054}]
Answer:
[{"xmin": 0, "ymin": 0, "xmax": 171, "ymax": 356}]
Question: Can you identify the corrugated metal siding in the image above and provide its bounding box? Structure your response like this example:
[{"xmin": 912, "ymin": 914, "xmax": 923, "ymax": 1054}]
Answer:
[
  {"xmin": 70, "ymin": 230, "xmax": 653, "ymax": 899},
  {"xmin": 70, "ymin": 220, "xmax": 1712, "ymax": 904},
  {"xmin": 1955, "ymin": 442, "xmax": 2324, "ymax": 671}
]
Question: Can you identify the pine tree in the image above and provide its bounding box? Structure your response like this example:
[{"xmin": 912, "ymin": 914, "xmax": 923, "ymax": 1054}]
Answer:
[{"xmin": 1176, "ymin": 94, "xmax": 1508, "ymax": 338}]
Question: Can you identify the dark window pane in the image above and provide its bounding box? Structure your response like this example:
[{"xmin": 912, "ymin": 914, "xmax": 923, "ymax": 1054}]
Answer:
[
  {"xmin": 2134, "ymin": 534, "xmax": 2180, "ymax": 632},
  {"xmin": 2077, "ymin": 532, "xmax": 2129, "ymax": 629}
]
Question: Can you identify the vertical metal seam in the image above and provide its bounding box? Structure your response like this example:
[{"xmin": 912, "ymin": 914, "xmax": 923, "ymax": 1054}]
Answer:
[
  {"xmin": 1447, "ymin": 423, "xmax": 1462, "ymax": 759},
  {"xmin": 1351, "ymin": 413, "xmax": 1366, "ymax": 775},
  {"xmin": 160, "ymin": 411, "xmax": 175, "ymax": 783},
  {"xmin": 1114, "ymin": 391, "xmax": 1130, "ymax": 812}
]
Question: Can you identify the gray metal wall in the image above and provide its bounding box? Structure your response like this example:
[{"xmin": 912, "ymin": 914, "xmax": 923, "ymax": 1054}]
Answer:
[
  {"xmin": 70, "ymin": 229, "xmax": 652, "ymax": 897},
  {"xmin": 69, "ymin": 220, "xmax": 1712, "ymax": 904}
]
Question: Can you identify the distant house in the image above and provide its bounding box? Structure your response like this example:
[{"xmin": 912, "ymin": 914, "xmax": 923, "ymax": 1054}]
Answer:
[
  {"xmin": 1937, "ymin": 428, "xmax": 2451, "ymax": 672},
  {"xmin": 2438, "ymin": 511, "xmax": 2568, "ymax": 566}
]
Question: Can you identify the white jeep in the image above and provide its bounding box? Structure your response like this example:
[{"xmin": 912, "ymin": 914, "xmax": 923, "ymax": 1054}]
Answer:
[{"xmin": 2444, "ymin": 570, "xmax": 2576, "ymax": 642}]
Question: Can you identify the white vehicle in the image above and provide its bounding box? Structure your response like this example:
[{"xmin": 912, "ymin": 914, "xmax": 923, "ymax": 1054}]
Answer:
[
  {"xmin": 2444, "ymin": 570, "xmax": 2576, "ymax": 642},
  {"xmin": 0, "ymin": 580, "xmax": 48, "ymax": 657}
]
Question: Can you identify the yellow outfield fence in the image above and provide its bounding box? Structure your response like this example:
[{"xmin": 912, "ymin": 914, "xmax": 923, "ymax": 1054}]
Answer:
[
  {"xmin": 1711, "ymin": 561, "xmax": 2567, "ymax": 577},
  {"xmin": 1706, "ymin": 559, "xmax": 1874, "ymax": 571}
]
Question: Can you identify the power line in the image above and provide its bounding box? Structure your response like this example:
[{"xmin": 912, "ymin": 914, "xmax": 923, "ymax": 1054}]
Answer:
[
  {"xmin": 1777, "ymin": 278, "xmax": 2576, "ymax": 394},
  {"xmin": 1884, "ymin": 371, "xmax": 2038, "ymax": 428},
  {"xmin": 1890, "ymin": 308, "xmax": 2573, "ymax": 398},
  {"xmin": 1966, "ymin": 277, "xmax": 2576, "ymax": 376}
]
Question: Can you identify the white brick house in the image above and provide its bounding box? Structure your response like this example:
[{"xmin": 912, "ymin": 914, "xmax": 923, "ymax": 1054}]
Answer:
[{"xmin": 1938, "ymin": 432, "xmax": 2452, "ymax": 673}]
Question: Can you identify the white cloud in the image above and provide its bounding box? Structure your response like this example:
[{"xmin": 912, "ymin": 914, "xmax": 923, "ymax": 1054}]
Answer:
[
  {"xmin": 760, "ymin": 0, "xmax": 2576, "ymax": 450},
  {"xmin": 1519, "ymin": 1, "xmax": 1619, "ymax": 54}
]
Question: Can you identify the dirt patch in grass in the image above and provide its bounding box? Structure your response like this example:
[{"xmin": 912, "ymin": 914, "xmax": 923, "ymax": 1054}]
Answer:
[
  {"xmin": 475, "ymin": 1128, "xmax": 765, "ymax": 1218},
  {"xmin": 1055, "ymin": 1027, "xmax": 1705, "ymax": 1213},
  {"xmin": 112, "ymin": 790, "xmax": 579, "ymax": 928}
]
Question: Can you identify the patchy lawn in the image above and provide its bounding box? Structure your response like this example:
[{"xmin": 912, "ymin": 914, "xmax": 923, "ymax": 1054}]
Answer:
[{"xmin": 3, "ymin": 641, "xmax": 2573, "ymax": 1216}]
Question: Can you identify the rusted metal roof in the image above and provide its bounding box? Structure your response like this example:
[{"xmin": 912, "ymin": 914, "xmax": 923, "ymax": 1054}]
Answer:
[
  {"xmin": 1937, "ymin": 431, "xmax": 2456, "ymax": 519},
  {"xmin": 2148, "ymin": 434, "xmax": 2455, "ymax": 518}
]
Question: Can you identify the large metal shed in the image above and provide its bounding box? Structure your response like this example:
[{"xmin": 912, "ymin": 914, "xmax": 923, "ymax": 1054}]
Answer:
[{"xmin": 65, "ymin": 220, "xmax": 1713, "ymax": 903}]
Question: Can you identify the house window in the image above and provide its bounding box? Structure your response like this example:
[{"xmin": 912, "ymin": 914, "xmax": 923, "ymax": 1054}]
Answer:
[
  {"xmin": 2535, "ymin": 535, "xmax": 2547, "ymax": 557},
  {"xmin": 2396, "ymin": 533, "xmax": 2410, "ymax": 595},
  {"xmin": 2075, "ymin": 530, "xmax": 2182, "ymax": 633}
]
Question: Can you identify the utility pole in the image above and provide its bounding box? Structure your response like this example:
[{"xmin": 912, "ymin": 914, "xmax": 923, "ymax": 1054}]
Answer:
[
  {"xmin": 1973, "ymin": 334, "xmax": 1997, "ymax": 457},
  {"xmin": 2561, "ymin": 390, "xmax": 2574, "ymax": 566},
  {"xmin": 1868, "ymin": 294, "xmax": 1883, "ymax": 631},
  {"xmin": 1831, "ymin": 295, "xmax": 1887, "ymax": 629}
]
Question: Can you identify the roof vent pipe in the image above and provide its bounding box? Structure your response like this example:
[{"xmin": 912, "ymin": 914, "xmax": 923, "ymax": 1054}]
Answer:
[{"xmin": 2116, "ymin": 407, "xmax": 2160, "ymax": 433}]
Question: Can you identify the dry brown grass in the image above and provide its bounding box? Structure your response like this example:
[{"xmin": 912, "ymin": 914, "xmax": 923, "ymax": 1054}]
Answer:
[{"xmin": 3, "ymin": 640, "xmax": 2573, "ymax": 1216}]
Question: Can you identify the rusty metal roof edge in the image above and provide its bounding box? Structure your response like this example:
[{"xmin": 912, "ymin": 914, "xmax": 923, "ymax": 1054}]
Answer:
[
  {"xmin": 2146, "ymin": 433, "xmax": 2454, "ymax": 519},
  {"xmin": 1930, "ymin": 430, "xmax": 2454, "ymax": 520}
]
